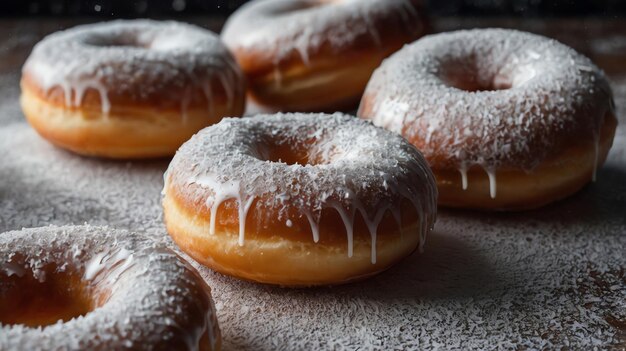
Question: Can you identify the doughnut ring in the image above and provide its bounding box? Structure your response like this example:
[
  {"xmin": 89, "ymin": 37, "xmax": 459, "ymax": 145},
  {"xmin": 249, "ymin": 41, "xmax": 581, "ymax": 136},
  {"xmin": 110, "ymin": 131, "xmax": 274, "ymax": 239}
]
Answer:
[
  {"xmin": 163, "ymin": 113, "xmax": 437, "ymax": 286},
  {"xmin": 359, "ymin": 29, "xmax": 617, "ymax": 210},
  {"xmin": 21, "ymin": 20, "xmax": 245, "ymax": 159},
  {"xmin": 0, "ymin": 225, "xmax": 220, "ymax": 350},
  {"xmin": 222, "ymin": 0, "xmax": 428, "ymax": 112}
]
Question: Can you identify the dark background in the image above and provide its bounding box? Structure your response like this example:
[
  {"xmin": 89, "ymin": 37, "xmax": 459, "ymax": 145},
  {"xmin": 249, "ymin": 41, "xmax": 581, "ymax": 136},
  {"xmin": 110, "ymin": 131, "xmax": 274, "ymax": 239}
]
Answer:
[{"xmin": 0, "ymin": 0, "xmax": 624, "ymax": 17}]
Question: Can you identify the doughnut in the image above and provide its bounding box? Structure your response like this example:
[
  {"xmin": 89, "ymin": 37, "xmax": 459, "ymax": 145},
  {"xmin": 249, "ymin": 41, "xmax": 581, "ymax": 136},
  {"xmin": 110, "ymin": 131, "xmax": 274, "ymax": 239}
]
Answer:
[
  {"xmin": 221, "ymin": 0, "xmax": 428, "ymax": 112},
  {"xmin": 162, "ymin": 113, "xmax": 437, "ymax": 286},
  {"xmin": 358, "ymin": 29, "xmax": 618, "ymax": 210},
  {"xmin": 0, "ymin": 225, "xmax": 220, "ymax": 350},
  {"xmin": 21, "ymin": 20, "xmax": 245, "ymax": 159}
]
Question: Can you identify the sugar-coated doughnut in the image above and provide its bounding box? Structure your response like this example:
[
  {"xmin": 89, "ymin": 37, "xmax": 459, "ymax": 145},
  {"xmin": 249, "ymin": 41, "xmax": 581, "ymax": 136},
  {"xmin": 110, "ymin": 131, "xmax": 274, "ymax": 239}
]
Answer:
[
  {"xmin": 162, "ymin": 113, "xmax": 437, "ymax": 286},
  {"xmin": 21, "ymin": 20, "xmax": 245, "ymax": 159},
  {"xmin": 221, "ymin": 0, "xmax": 428, "ymax": 112},
  {"xmin": 359, "ymin": 29, "xmax": 618, "ymax": 210},
  {"xmin": 0, "ymin": 225, "xmax": 220, "ymax": 351}
]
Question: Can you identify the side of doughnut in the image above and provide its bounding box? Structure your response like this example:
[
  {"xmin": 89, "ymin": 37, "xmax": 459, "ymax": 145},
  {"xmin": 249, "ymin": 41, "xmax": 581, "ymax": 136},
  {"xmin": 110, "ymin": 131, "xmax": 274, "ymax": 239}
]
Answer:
[
  {"xmin": 222, "ymin": 0, "xmax": 429, "ymax": 111},
  {"xmin": 20, "ymin": 76, "xmax": 244, "ymax": 159},
  {"xmin": 163, "ymin": 190, "xmax": 422, "ymax": 286},
  {"xmin": 20, "ymin": 20, "xmax": 245, "ymax": 159},
  {"xmin": 358, "ymin": 28, "xmax": 617, "ymax": 210},
  {"xmin": 162, "ymin": 113, "xmax": 437, "ymax": 286}
]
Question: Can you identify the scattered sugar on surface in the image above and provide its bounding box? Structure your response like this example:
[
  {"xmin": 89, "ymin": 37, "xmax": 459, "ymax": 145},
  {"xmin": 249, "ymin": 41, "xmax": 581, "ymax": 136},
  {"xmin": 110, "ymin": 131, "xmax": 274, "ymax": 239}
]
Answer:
[{"xmin": 1, "ymin": 25, "xmax": 626, "ymax": 350}]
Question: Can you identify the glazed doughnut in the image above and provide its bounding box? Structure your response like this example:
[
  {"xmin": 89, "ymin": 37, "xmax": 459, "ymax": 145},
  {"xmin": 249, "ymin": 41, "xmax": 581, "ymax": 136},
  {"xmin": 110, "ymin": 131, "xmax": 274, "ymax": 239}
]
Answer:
[
  {"xmin": 21, "ymin": 20, "xmax": 245, "ymax": 159},
  {"xmin": 358, "ymin": 29, "xmax": 618, "ymax": 210},
  {"xmin": 162, "ymin": 113, "xmax": 437, "ymax": 286},
  {"xmin": 221, "ymin": 0, "xmax": 428, "ymax": 112},
  {"xmin": 0, "ymin": 225, "xmax": 220, "ymax": 350}
]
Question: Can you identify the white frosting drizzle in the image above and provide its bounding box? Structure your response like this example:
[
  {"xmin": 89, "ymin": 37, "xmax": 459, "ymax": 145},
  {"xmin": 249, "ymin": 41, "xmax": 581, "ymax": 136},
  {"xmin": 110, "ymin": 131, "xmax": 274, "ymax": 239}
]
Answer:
[
  {"xmin": 0, "ymin": 225, "xmax": 219, "ymax": 351},
  {"xmin": 221, "ymin": 0, "xmax": 425, "ymax": 67},
  {"xmin": 359, "ymin": 29, "xmax": 615, "ymax": 198},
  {"xmin": 485, "ymin": 167, "xmax": 497, "ymax": 199},
  {"xmin": 459, "ymin": 165, "xmax": 469, "ymax": 190},
  {"xmin": 166, "ymin": 113, "xmax": 438, "ymax": 264},
  {"xmin": 83, "ymin": 247, "xmax": 134, "ymax": 283},
  {"xmin": 304, "ymin": 211, "xmax": 321, "ymax": 243},
  {"xmin": 23, "ymin": 19, "xmax": 243, "ymax": 117}
]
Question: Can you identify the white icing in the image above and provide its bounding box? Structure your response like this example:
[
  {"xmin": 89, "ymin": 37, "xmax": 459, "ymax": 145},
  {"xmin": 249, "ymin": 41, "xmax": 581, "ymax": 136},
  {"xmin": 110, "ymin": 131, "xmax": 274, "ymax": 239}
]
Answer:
[
  {"xmin": 485, "ymin": 167, "xmax": 497, "ymax": 199},
  {"xmin": 23, "ymin": 19, "xmax": 243, "ymax": 117},
  {"xmin": 83, "ymin": 247, "xmax": 134, "ymax": 283},
  {"xmin": 0, "ymin": 225, "xmax": 219, "ymax": 351},
  {"xmin": 222, "ymin": 0, "xmax": 425, "ymax": 67},
  {"xmin": 359, "ymin": 29, "xmax": 614, "ymax": 199},
  {"xmin": 1, "ymin": 262, "xmax": 26, "ymax": 277},
  {"xmin": 166, "ymin": 113, "xmax": 438, "ymax": 264},
  {"xmin": 459, "ymin": 166, "xmax": 468, "ymax": 190},
  {"xmin": 304, "ymin": 211, "xmax": 321, "ymax": 243}
]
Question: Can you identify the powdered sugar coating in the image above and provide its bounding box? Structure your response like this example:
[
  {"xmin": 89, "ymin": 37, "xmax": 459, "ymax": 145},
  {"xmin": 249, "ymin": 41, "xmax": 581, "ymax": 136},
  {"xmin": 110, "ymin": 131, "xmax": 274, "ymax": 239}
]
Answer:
[
  {"xmin": 0, "ymin": 225, "xmax": 219, "ymax": 351},
  {"xmin": 165, "ymin": 113, "xmax": 437, "ymax": 262},
  {"xmin": 2, "ymin": 21, "xmax": 626, "ymax": 350},
  {"xmin": 23, "ymin": 19, "xmax": 243, "ymax": 114},
  {"xmin": 359, "ymin": 29, "xmax": 614, "ymax": 173},
  {"xmin": 221, "ymin": 0, "xmax": 424, "ymax": 66}
]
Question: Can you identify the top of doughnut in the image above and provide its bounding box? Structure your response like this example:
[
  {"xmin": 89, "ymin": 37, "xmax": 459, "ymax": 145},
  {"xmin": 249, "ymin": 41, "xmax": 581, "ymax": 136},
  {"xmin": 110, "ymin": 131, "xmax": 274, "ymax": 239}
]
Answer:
[
  {"xmin": 0, "ymin": 225, "xmax": 218, "ymax": 351},
  {"xmin": 221, "ymin": 0, "xmax": 424, "ymax": 65},
  {"xmin": 22, "ymin": 19, "xmax": 239, "ymax": 105},
  {"xmin": 359, "ymin": 28, "xmax": 615, "ymax": 170},
  {"xmin": 167, "ymin": 112, "xmax": 437, "ymax": 231}
]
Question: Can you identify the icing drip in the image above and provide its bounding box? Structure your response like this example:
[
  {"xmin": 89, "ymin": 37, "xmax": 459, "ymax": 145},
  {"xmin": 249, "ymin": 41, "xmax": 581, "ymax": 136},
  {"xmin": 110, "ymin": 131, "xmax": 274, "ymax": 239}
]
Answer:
[
  {"xmin": 190, "ymin": 174, "xmax": 255, "ymax": 246},
  {"xmin": 167, "ymin": 113, "xmax": 438, "ymax": 264},
  {"xmin": 84, "ymin": 247, "xmax": 134, "ymax": 283},
  {"xmin": 360, "ymin": 29, "xmax": 615, "ymax": 192},
  {"xmin": 83, "ymin": 248, "xmax": 133, "ymax": 280},
  {"xmin": 329, "ymin": 202, "xmax": 355, "ymax": 258},
  {"xmin": 459, "ymin": 166, "xmax": 469, "ymax": 190},
  {"xmin": 1, "ymin": 262, "xmax": 26, "ymax": 277},
  {"xmin": 485, "ymin": 167, "xmax": 497, "ymax": 199},
  {"xmin": 304, "ymin": 211, "xmax": 321, "ymax": 243},
  {"xmin": 23, "ymin": 19, "xmax": 242, "ymax": 118}
]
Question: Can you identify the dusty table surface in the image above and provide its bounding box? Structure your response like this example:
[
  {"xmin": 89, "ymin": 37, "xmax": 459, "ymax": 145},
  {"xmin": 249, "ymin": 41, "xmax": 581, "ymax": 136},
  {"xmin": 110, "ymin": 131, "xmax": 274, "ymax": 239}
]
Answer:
[{"xmin": 0, "ymin": 17, "xmax": 625, "ymax": 350}]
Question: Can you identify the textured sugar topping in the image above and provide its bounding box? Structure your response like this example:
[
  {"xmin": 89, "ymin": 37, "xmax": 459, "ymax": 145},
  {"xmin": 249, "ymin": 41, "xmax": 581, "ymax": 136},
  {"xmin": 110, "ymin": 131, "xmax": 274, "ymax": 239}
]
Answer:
[
  {"xmin": 221, "ymin": 0, "xmax": 424, "ymax": 66},
  {"xmin": 0, "ymin": 225, "xmax": 219, "ymax": 351},
  {"xmin": 165, "ymin": 113, "xmax": 438, "ymax": 263},
  {"xmin": 23, "ymin": 19, "xmax": 243, "ymax": 115},
  {"xmin": 359, "ymin": 28, "xmax": 614, "ymax": 198}
]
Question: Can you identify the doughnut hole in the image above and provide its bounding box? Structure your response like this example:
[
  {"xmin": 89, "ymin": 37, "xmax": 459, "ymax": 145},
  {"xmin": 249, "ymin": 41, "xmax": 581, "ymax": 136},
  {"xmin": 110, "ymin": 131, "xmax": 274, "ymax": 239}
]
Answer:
[
  {"xmin": 272, "ymin": 0, "xmax": 335, "ymax": 14},
  {"xmin": 255, "ymin": 134, "xmax": 336, "ymax": 166},
  {"xmin": 82, "ymin": 34, "xmax": 149, "ymax": 49},
  {"xmin": 82, "ymin": 32, "xmax": 190, "ymax": 51},
  {"xmin": 0, "ymin": 263, "xmax": 96, "ymax": 327},
  {"xmin": 438, "ymin": 55, "xmax": 533, "ymax": 92}
]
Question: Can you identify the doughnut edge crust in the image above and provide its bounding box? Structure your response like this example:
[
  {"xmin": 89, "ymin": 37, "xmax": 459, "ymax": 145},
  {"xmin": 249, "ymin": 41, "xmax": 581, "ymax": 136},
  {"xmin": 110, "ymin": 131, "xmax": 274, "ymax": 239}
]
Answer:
[
  {"xmin": 0, "ymin": 225, "xmax": 221, "ymax": 351},
  {"xmin": 358, "ymin": 28, "xmax": 618, "ymax": 210},
  {"xmin": 163, "ymin": 113, "xmax": 437, "ymax": 286}
]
